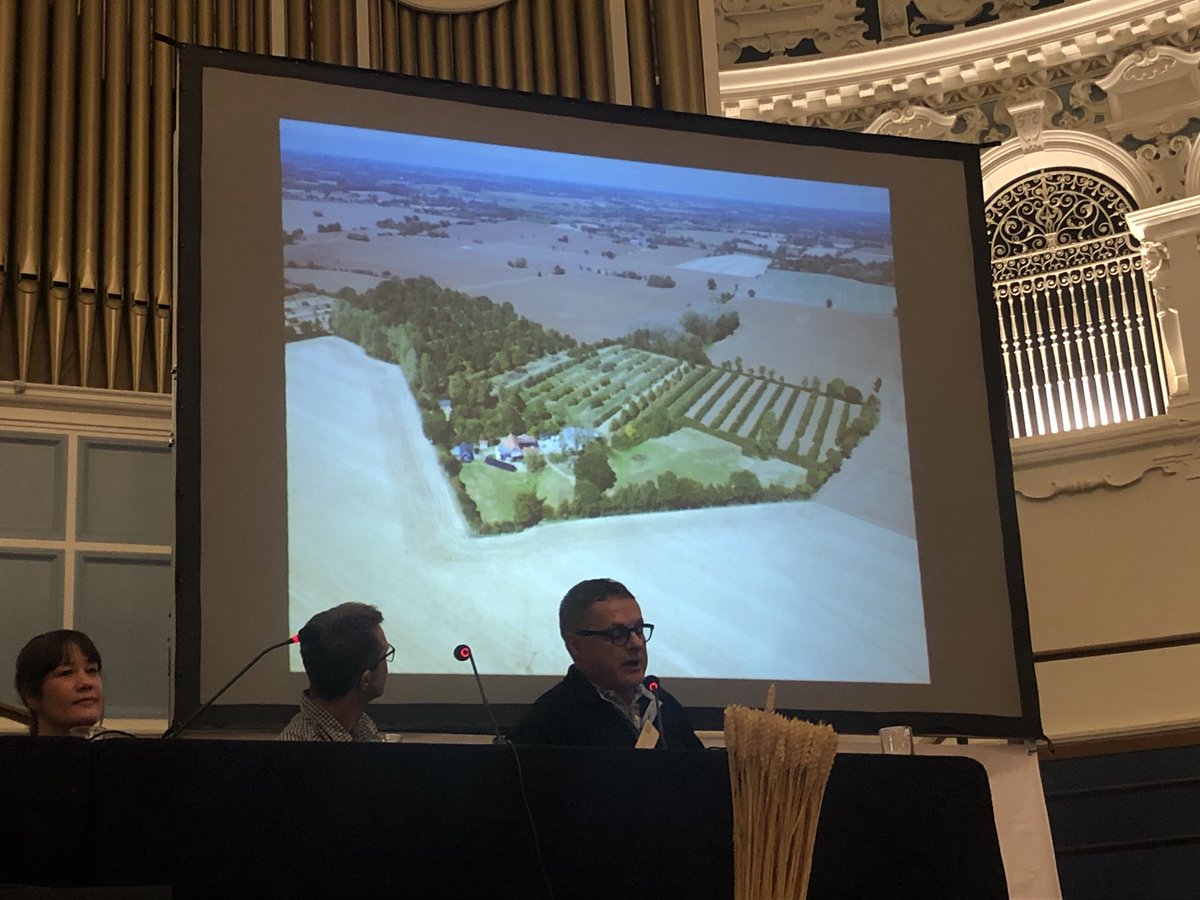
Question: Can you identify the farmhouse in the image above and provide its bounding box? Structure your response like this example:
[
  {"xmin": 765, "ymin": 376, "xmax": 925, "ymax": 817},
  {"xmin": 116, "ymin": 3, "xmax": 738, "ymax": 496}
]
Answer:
[
  {"xmin": 560, "ymin": 426, "xmax": 599, "ymax": 452},
  {"xmin": 498, "ymin": 433, "xmax": 524, "ymax": 461}
]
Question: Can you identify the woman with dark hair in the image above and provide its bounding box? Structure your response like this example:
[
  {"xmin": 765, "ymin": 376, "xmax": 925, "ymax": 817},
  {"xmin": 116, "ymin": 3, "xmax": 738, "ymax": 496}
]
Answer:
[{"xmin": 14, "ymin": 630, "xmax": 104, "ymax": 736}]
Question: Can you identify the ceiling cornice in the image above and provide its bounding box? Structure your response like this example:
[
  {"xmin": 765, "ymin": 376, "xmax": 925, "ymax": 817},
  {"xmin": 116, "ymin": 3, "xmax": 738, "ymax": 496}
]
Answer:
[{"xmin": 719, "ymin": 0, "xmax": 1200, "ymax": 118}]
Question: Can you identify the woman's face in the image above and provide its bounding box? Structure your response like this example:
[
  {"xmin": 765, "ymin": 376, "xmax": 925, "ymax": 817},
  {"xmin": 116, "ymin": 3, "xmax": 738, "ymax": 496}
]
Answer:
[{"xmin": 29, "ymin": 643, "xmax": 104, "ymax": 736}]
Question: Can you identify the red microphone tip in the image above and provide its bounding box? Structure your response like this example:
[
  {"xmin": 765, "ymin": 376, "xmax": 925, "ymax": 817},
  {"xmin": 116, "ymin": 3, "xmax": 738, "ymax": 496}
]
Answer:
[{"xmin": 290, "ymin": 634, "xmax": 300, "ymax": 644}]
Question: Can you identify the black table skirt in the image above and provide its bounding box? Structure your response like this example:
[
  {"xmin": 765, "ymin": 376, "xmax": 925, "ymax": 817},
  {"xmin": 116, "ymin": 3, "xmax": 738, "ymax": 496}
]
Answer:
[{"xmin": 0, "ymin": 737, "xmax": 1006, "ymax": 899}]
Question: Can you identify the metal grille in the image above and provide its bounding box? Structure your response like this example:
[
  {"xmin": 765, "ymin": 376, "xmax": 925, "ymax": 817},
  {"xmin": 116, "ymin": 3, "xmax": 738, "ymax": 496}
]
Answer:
[{"xmin": 986, "ymin": 169, "xmax": 1168, "ymax": 438}]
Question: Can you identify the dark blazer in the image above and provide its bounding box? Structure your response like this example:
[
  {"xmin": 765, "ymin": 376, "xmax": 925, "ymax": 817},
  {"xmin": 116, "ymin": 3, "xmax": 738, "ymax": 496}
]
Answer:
[{"xmin": 510, "ymin": 665, "xmax": 704, "ymax": 749}]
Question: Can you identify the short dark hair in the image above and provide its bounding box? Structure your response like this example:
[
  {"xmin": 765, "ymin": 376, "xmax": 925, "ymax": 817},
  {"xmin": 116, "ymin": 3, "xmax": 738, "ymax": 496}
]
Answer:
[
  {"xmin": 14, "ymin": 630, "xmax": 103, "ymax": 735},
  {"xmin": 298, "ymin": 603, "xmax": 384, "ymax": 700},
  {"xmin": 559, "ymin": 578, "xmax": 635, "ymax": 634}
]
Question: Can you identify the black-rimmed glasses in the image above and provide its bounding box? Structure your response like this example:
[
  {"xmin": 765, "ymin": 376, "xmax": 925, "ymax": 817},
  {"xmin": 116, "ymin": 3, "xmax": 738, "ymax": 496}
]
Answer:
[
  {"xmin": 572, "ymin": 623, "xmax": 654, "ymax": 646},
  {"xmin": 373, "ymin": 645, "xmax": 395, "ymax": 667}
]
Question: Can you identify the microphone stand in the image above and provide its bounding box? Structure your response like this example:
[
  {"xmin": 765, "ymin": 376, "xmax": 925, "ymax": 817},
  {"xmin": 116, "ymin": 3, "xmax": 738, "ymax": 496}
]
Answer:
[
  {"xmin": 454, "ymin": 644, "xmax": 554, "ymax": 898},
  {"xmin": 454, "ymin": 643, "xmax": 504, "ymax": 743},
  {"xmin": 646, "ymin": 676, "xmax": 667, "ymax": 749},
  {"xmin": 163, "ymin": 635, "xmax": 298, "ymax": 738}
]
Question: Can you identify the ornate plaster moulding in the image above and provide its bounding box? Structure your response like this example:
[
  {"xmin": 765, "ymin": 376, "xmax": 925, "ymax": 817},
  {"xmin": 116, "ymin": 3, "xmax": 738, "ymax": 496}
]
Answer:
[
  {"xmin": 980, "ymin": 130, "xmax": 1158, "ymax": 204},
  {"xmin": 719, "ymin": 0, "xmax": 1200, "ymax": 119},
  {"xmin": 715, "ymin": 0, "xmax": 867, "ymax": 66},
  {"xmin": 1185, "ymin": 139, "xmax": 1200, "ymax": 195},
  {"xmin": 1094, "ymin": 44, "xmax": 1200, "ymax": 138},
  {"xmin": 1125, "ymin": 192, "xmax": 1200, "ymax": 240},
  {"xmin": 1010, "ymin": 415, "xmax": 1200, "ymax": 500},
  {"xmin": 863, "ymin": 104, "xmax": 959, "ymax": 137},
  {"xmin": 0, "ymin": 381, "xmax": 173, "ymax": 439}
]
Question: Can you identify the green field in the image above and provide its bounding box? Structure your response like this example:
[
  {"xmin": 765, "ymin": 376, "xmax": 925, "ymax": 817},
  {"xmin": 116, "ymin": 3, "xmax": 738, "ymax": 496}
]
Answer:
[
  {"xmin": 516, "ymin": 345, "xmax": 687, "ymax": 430},
  {"xmin": 458, "ymin": 459, "xmax": 573, "ymax": 522},
  {"xmin": 456, "ymin": 345, "xmax": 876, "ymax": 529},
  {"xmin": 611, "ymin": 428, "xmax": 809, "ymax": 488}
]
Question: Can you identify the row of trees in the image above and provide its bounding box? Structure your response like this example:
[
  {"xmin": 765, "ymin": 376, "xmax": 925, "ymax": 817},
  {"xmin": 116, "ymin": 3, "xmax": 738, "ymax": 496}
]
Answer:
[
  {"xmin": 375, "ymin": 215, "xmax": 452, "ymax": 237},
  {"xmin": 330, "ymin": 276, "xmax": 577, "ymax": 444},
  {"xmin": 492, "ymin": 391, "xmax": 880, "ymax": 534},
  {"xmin": 770, "ymin": 253, "xmax": 894, "ymax": 286},
  {"xmin": 488, "ymin": 465, "xmax": 818, "ymax": 533}
]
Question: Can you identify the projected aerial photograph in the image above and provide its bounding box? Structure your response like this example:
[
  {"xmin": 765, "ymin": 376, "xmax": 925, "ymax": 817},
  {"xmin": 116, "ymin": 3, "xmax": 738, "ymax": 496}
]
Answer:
[{"xmin": 280, "ymin": 119, "xmax": 929, "ymax": 686}]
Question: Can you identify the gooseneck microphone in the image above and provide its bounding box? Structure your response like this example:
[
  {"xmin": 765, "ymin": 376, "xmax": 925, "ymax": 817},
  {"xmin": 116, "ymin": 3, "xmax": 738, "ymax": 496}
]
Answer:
[
  {"xmin": 453, "ymin": 643, "xmax": 505, "ymax": 744},
  {"xmin": 645, "ymin": 674, "xmax": 667, "ymax": 749},
  {"xmin": 454, "ymin": 643, "xmax": 555, "ymax": 898},
  {"xmin": 164, "ymin": 634, "xmax": 299, "ymax": 738}
]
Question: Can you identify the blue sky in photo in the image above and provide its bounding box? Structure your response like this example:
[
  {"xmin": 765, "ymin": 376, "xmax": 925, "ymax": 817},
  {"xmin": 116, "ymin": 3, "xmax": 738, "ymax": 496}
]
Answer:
[{"xmin": 280, "ymin": 118, "xmax": 890, "ymax": 214}]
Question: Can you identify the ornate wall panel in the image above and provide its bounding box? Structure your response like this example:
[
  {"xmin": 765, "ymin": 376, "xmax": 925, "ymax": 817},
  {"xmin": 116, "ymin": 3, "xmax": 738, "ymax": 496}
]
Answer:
[{"xmin": 715, "ymin": 0, "xmax": 1080, "ymax": 66}]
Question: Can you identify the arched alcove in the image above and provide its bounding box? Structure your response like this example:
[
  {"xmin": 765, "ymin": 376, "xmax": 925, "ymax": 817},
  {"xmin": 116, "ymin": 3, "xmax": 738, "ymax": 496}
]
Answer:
[
  {"xmin": 981, "ymin": 130, "xmax": 1157, "ymax": 208},
  {"xmin": 983, "ymin": 163, "xmax": 1167, "ymax": 437}
]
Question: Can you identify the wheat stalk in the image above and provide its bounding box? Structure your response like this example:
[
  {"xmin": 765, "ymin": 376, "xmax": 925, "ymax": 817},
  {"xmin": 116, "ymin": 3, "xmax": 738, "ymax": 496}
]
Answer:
[{"xmin": 725, "ymin": 705, "xmax": 838, "ymax": 900}]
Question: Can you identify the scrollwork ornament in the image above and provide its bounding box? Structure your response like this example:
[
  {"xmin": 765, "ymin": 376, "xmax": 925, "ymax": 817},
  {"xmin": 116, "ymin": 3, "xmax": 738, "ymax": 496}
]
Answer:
[
  {"xmin": 717, "ymin": 0, "xmax": 866, "ymax": 64},
  {"xmin": 1120, "ymin": 46, "xmax": 1178, "ymax": 83},
  {"xmin": 987, "ymin": 171, "xmax": 1134, "ymax": 264},
  {"xmin": 955, "ymin": 107, "xmax": 990, "ymax": 142},
  {"xmin": 1139, "ymin": 240, "xmax": 1170, "ymax": 281},
  {"xmin": 1133, "ymin": 134, "xmax": 1193, "ymax": 201},
  {"xmin": 911, "ymin": 0, "xmax": 989, "ymax": 25},
  {"xmin": 991, "ymin": 236, "xmax": 1138, "ymax": 282},
  {"xmin": 878, "ymin": 0, "xmax": 908, "ymax": 40},
  {"xmin": 1017, "ymin": 429, "xmax": 1200, "ymax": 498},
  {"xmin": 1054, "ymin": 79, "xmax": 1107, "ymax": 130},
  {"xmin": 1016, "ymin": 468, "xmax": 1166, "ymax": 500}
]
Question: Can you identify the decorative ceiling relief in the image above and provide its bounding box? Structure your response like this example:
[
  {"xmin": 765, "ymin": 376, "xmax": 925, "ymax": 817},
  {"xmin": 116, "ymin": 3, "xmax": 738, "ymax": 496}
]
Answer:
[
  {"xmin": 721, "ymin": 2, "xmax": 1200, "ymax": 154},
  {"xmin": 1134, "ymin": 135, "xmax": 1196, "ymax": 202},
  {"xmin": 1094, "ymin": 45, "xmax": 1200, "ymax": 140},
  {"xmin": 718, "ymin": 0, "xmax": 1076, "ymax": 63},
  {"xmin": 863, "ymin": 104, "xmax": 959, "ymax": 137},
  {"xmin": 863, "ymin": 103, "xmax": 990, "ymax": 141},
  {"xmin": 715, "ymin": 0, "xmax": 868, "ymax": 65},
  {"xmin": 994, "ymin": 86, "xmax": 1061, "ymax": 150},
  {"xmin": 717, "ymin": 1, "xmax": 1200, "ymax": 488},
  {"xmin": 909, "ymin": 0, "xmax": 995, "ymax": 31}
]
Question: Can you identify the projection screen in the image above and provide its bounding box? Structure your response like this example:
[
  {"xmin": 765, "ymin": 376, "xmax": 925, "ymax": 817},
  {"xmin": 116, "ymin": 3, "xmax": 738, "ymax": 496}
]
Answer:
[{"xmin": 175, "ymin": 48, "xmax": 1041, "ymax": 738}]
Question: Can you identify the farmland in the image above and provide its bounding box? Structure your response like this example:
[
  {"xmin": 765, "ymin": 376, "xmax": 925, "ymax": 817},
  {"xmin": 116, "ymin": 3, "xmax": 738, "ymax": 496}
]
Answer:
[
  {"xmin": 285, "ymin": 336, "xmax": 929, "ymax": 684},
  {"xmin": 450, "ymin": 342, "xmax": 879, "ymax": 531},
  {"xmin": 280, "ymin": 133, "xmax": 905, "ymax": 537},
  {"xmin": 278, "ymin": 125, "xmax": 929, "ymax": 685}
]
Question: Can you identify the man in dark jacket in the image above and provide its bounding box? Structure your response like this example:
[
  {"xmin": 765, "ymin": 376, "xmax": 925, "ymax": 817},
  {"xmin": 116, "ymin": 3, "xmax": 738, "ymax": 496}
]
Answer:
[{"xmin": 511, "ymin": 578, "xmax": 703, "ymax": 749}]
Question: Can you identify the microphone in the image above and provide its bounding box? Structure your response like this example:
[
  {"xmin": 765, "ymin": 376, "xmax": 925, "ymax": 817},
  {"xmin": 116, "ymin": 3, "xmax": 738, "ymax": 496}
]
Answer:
[
  {"xmin": 453, "ymin": 643, "xmax": 506, "ymax": 744},
  {"xmin": 455, "ymin": 645, "xmax": 555, "ymax": 898},
  {"xmin": 164, "ymin": 634, "xmax": 299, "ymax": 738},
  {"xmin": 645, "ymin": 674, "xmax": 666, "ymax": 749}
]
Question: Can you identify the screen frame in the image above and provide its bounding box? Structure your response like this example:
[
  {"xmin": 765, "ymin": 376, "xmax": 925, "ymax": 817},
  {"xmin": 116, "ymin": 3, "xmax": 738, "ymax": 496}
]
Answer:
[{"xmin": 174, "ymin": 46, "xmax": 1042, "ymax": 740}]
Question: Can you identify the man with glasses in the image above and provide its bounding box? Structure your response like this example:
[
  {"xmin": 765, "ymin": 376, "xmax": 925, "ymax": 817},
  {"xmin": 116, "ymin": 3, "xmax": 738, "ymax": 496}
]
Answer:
[
  {"xmin": 279, "ymin": 602, "xmax": 392, "ymax": 742},
  {"xmin": 511, "ymin": 578, "xmax": 703, "ymax": 748}
]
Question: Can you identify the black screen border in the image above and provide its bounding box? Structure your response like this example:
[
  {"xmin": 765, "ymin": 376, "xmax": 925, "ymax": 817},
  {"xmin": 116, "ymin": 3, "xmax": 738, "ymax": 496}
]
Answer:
[{"xmin": 174, "ymin": 46, "xmax": 1042, "ymax": 740}]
